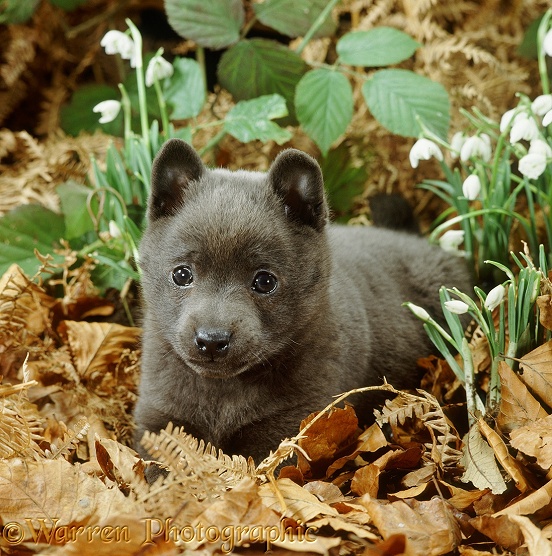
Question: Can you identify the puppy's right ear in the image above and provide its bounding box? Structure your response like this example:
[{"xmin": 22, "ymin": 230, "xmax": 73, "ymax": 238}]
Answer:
[{"xmin": 148, "ymin": 139, "xmax": 205, "ymax": 221}]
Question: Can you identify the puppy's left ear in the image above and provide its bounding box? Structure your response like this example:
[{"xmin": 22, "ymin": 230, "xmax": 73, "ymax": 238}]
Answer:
[{"xmin": 268, "ymin": 149, "xmax": 328, "ymax": 231}]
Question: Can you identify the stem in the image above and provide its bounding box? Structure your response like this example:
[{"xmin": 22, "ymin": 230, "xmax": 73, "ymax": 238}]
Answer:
[
  {"xmin": 126, "ymin": 19, "xmax": 150, "ymax": 153},
  {"xmin": 196, "ymin": 46, "xmax": 208, "ymax": 98},
  {"xmin": 154, "ymin": 78, "xmax": 170, "ymax": 136},
  {"xmin": 118, "ymin": 83, "xmax": 132, "ymax": 143},
  {"xmin": 295, "ymin": 0, "xmax": 341, "ymax": 56},
  {"xmin": 537, "ymin": 9, "xmax": 552, "ymax": 95},
  {"xmin": 198, "ymin": 129, "xmax": 227, "ymax": 157}
]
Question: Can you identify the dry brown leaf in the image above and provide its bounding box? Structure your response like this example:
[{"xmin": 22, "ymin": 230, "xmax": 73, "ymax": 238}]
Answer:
[
  {"xmin": 259, "ymin": 478, "xmax": 339, "ymax": 522},
  {"xmin": 519, "ymin": 340, "xmax": 552, "ymax": 407},
  {"xmin": 508, "ymin": 515, "xmax": 552, "ymax": 556},
  {"xmin": 303, "ymin": 480, "xmax": 344, "ymax": 504},
  {"xmin": 496, "ymin": 361, "xmax": 548, "ymax": 434},
  {"xmin": 308, "ymin": 514, "xmax": 379, "ymax": 541},
  {"xmin": 94, "ymin": 437, "xmax": 146, "ymax": 488},
  {"xmin": 537, "ymin": 295, "xmax": 552, "ymax": 331},
  {"xmin": 470, "ymin": 514, "xmax": 523, "ymax": 552},
  {"xmin": 297, "ymin": 405, "xmax": 359, "ymax": 477},
  {"xmin": 439, "ymin": 482, "xmax": 489, "ymax": 511},
  {"xmin": 494, "ymin": 478, "xmax": 552, "ymax": 518},
  {"xmin": 402, "ymin": 463, "xmax": 436, "ymax": 488},
  {"xmin": 58, "ymin": 320, "xmax": 141, "ymax": 382},
  {"xmin": 510, "ymin": 415, "xmax": 552, "ymax": 472},
  {"xmin": 361, "ymin": 496, "xmax": 462, "ymax": 556},
  {"xmin": 350, "ymin": 449, "xmax": 403, "ymax": 497},
  {"xmin": 478, "ymin": 418, "xmax": 531, "ymax": 492},
  {"xmin": 389, "ymin": 482, "xmax": 431, "ymax": 499}
]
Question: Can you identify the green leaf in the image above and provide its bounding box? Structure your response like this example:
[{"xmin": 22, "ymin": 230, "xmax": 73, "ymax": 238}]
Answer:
[
  {"xmin": 253, "ymin": 0, "xmax": 335, "ymax": 38},
  {"xmin": 517, "ymin": 15, "xmax": 542, "ymax": 59},
  {"xmin": 56, "ymin": 181, "xmax": 97, "ymax": 240},
  {"xmin": 0, "ymin": 0, "xmax": 39, "ymax": 24},
  {"xmin": 0, "ymin": 205, "xmax": 66, "ymax": 276},
  {"xmin": 320, "ymin": 144, "xmax": 367, "ymax": 220},
  {"xmin": 49, "ymin": 0, "xmax": 88, "ymax": 10},
  {"xmin": 218, "ymin": 39, "xmax": 308, "ymax": 121},
  {"xmin": 337, "ymin": 28, "xmax": 420, "ymax": 67},
  {"xmin": 164, "ymin": 58, "xmax": 206, "ymax": 120},
  {"xmin": 295, "ymin": 69, "xmax": 353, "ymax": 156},
  {"xmin": 362, "ymin": 69, "xmax": 450, "ymax": 139},
  {"xmin": 60, "ymin": 84, "xmax": 122, "ymax": 137},
  {"xmin": 165, "ymin": 0, "xmax": 244, "ymax": 49},
  {"xmin": 224, "ymin": 94, "xmax": 292, "ymax": 144}
]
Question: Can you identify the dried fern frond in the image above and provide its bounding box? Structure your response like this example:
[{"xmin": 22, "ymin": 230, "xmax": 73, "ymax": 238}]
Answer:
[{"xmin": 44, "ymin": 416, "xmax": 89, "ymax": 460}]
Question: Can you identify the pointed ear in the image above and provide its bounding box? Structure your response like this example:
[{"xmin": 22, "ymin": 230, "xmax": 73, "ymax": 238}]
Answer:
[
  {"xmin": 148, "ymin": 139, "xmax": 205, "ymax": 221},
  {"xmin": 268, "ymin": 149, "xmax": 328, "ymax": 231}
]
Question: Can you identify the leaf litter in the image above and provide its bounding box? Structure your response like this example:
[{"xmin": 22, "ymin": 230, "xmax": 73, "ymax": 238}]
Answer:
[{"xmin": 1, "ymin": 260, "xmax": 552, "ymax": 555}]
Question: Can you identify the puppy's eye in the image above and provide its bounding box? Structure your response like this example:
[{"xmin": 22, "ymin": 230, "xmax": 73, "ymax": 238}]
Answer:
[
  {"xmin": 172, "ymin": 265, "xmax": 194, "ymax": 287},
  {"xmin": 252, "ymin": 271, "xmax": 278, "ymax": 294}
]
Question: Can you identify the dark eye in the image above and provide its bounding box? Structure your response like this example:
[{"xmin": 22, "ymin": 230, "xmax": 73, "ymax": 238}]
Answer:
[
  {"xmin": 252, "ymin": 271, "xmax": 278, "ymax": 294},
  {"xmin": 172, "ymin": 265, "xmax": 194, "ymax": 287}
]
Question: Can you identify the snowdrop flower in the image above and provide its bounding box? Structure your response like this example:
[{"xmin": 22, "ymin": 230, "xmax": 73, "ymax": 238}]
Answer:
[
  {"xmin": 543, "ymin": 110, "xmax": 552, "ymax": 127},
  {"xmin": 92, "ymin": 100, "xmax": 121, "ymax": 124},
  {"xmin": 460, "ymin": 134, "xmax": 492, "ymax": 162},
  {"xmin": 462, "ymin": 174, "xmax": 481, "ymax": 200},
  {"xmin": 532, "ymin": 95, "xmax": 552, "ymax": 116},
  {"xmin": 145, "ymin": 54, "xmax": 174, "ymax": 87},
  {"xmin": 404, "ymin": 302, "xmax": 431, "ymax": 322},
  {"xmin": 518, "ymin": 153, "xmax": 547, "ymax": 180},
  {"xmin": 510, "ymin": 113, "xmax": 539, "ymax": 144},
  {"xmin": 444, "ymin": 300, "xmax": 470, "ymax": 315},
  {"xmin": 100, "ymin": 30, "xmax": 138, "ymax": 67},
  {"xmin": 529, "ymin": 138, "xmax": 552, "ymax": 158},
  {"xmin": 409, "ymin": 139, "xmax": 443, "ymax": 168},
  {"xmin": 544, "ymin": 28, "xmax": 552, "ymax": 57},
  {"xmin": 484, "ymin": 284, "xmax": 505, "ymax": 311},
  {"xmin": 439, "ymin": 229, "xmax": 465, "ymax": 253},
  {"xmin": 450, "ymin": 131, "xmax": 466, "ymax": 159},
  {"xmin": 500, "ymin": 108, "xmax": 517, "ymax": 133},
  {"xmin": 108, "ymin": 220, "xmax": 122, "ymax": 239}
]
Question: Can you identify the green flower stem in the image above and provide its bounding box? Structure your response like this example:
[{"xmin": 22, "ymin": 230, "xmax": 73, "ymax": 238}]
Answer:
[
  {"xmin": 198, "ymin": 129, "xmax": 227, "ymax": 157},
  {"xmin": 153, "ymin": 77, "xmax": 170, "ymax": 136},
  {"xmin": 126, "ymin": 19, "xmax": 150, "ymax": 153},
  {"xmin": 196, "ymin": 46, "xmax": 208, "ymax": 98},
  {"xmin": 118, "ymin": 83, "xmax": 132, "ymax": 143},
  {"xmin": 537, "ymin": 9, "xmax": 552, "ymax": 95},
  {"xmin": 295, "ymin": 0, "xmax": 341, "ymax": 56}
]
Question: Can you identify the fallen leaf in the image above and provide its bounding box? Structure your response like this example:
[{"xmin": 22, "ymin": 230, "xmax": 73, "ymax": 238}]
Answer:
[
  {"xmin": 496, "ymin": 361, "xmax": 548, "ymax": 434},
  {"xmin": 402, "ymin": 463, "xmax": 436, "ymax": 488},
  {"xmin": 494, "ymin": 477, "xmax": 552, "ymax": 518},
  {"xmin": 478, "ymin": 418, "xmax": 530, "ymax": 492},
  {"xmin": 470, "ymin": 514, "xmax": 523, "ymax": 551},
  {"xmin": 94, "ymin": 437, "xmax": 146, "ymax": 488},
  {"xmin": 519, "ymin": 340, "xmax": 552, "ymax": 407},
  {"xmin": 508, "ymin": 515, "xmax": 552, "ymax": 556},
  {"xmin": 350, "ymin": 449, "xmax": 403, "ymax": 497},
  {"xmin": 303, "ymin": 481, "xmax": 344, "ymax": 504},
  {"xmin": 460, "ymin": 424, "xmax": 508, "ymax": 494},
  {"xmin": 297, "ymin": 405, "xmax": 359, "ymax": 477},
  {"xmin": 439, "ymin": 482, "xmax": 489, "ymax": 511},
  {"xmin": 537, "ymin": 294, "xmax": 552, "ymax": 331},
  {"xmin": 361, "ymin": 496, "xmax": 462, "ymax": 556},
  {"xmin": 509, "ymin": 414, "xmax": 552, "ymax": 472},
  {"xmin": 308, "ymin": 514, "xmax": 378, "ymax": 541}
]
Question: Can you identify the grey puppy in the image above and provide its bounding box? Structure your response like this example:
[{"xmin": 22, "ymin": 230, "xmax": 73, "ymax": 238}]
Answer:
[{"xmin": 134, "ymin": 139, "xmax": 471, "ymax": 464}]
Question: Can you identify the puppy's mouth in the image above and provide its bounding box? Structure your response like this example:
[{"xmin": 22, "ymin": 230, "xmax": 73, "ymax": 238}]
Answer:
[{"xmin": 185, "ymin": 358, "xmax": 251, "ymax": 379}]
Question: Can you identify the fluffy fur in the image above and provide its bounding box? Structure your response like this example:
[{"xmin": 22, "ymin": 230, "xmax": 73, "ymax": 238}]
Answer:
[{"xmin": 134, "ymin": 139, "xmax": 471, "ymax": 464}]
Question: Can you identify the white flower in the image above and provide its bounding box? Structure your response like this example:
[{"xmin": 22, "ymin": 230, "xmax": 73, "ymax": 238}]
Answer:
[
  {"xmin": 532, "ymin": 95, "xmax": 552, "ymax": 116},
  {"xmin": 462, "ymin": 174, "xmax": 481, "ymax": 200},
  {"xmin": 405, "ymin": 302, "xmax": 431, "ymax": 322},
  {"xmin": 92, "ymin": 100, "xmax": 121, "ymax": 124},
  {"xmin": 145, "ymin": 54, "xmax": 174, "ymax": 87},
  {"xmin": 544, "ymin": 28, "xmax": 552, "ymax": 56},
  {"xmin": 460, "ymin": 134, "xmax": 492, "ymax": 162},
  {"xmin": 500, "ymin": 108, "xmax": 517, "ymax": 133},
  {"xmin": 484, "ymin": 284, "xmax": 505, "ymax": 311},
  {"xmin": 450, "ymin": 132, "xmax": 466, "ymax": 159},
  {"xmin": 543, "ymin": 109, "xmax": 552, "ymax": 127},
  {"xmin": 100, "ymin": 30, "xmax": 138, "ymax": 67},
  {"xmin": 409, "ymin": 139, "xmax": 443, "ymax": 168},
  {"xmin": 510, "ymin": 113, "xmax": 539, "ymax": 144},
  {"xmin": 108, "ymin": 220, "xmax": 122, "ymax": 238},
  {"xmin": 439, "ymin": 229, "xmax": 465, "ymax": 253},
  {"xmin": 529, "ymin": 138, "xmax": 552, "ymax": 158},
  {"xmin": 444, "ymin": 300, "xmax": 470, "ymax": 314},
  {"xmin": 518, "ymin": 153, "xmax": 547, "ymax": 180}
]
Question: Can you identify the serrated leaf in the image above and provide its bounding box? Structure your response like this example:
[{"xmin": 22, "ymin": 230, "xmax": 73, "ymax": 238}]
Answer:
[
  {"xmin": 224, "ymin": 94, "xmax": 292, "ymax": 144},
  {"xmin": 362, "ymin": 69, "xmax": 450, "ymax": 138},
  {"xmin": 164, "ymin": 57, "xmax": 206, "ymax": 120},
  {"xmin": 165, "ymin": 0, "xmax": 244, "ymax": 50},
  {"xmin": 337, "ymin": 28, "xmax": 420, "ymax": 67},
  {"xmin": 57, "ymin": 181, "xmax": 97, "ymax": 240},
  {"xmin": 218, "ymin": 39, "xmax": 308, "ymax": 120},
  {"xmin": 0, "ymin": 205, "xmax": 66, "ymax": 277},
  {"xmin": 254, "ymin": 0, "xmax": 335, "ymax": 39},
  {"xmin": 295, "ymin": 69, "xmax": 353, "ymax": 156}
]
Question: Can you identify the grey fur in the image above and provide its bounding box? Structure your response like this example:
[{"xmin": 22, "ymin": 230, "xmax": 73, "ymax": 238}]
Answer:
[{"xmin": 134, "ymin": 139, "xmax": 471, "ymax": 464}]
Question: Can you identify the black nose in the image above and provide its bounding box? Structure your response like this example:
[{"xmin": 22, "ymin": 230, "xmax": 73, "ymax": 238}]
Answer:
[{"xmin": 194, "ymin": 329, "xmax": 231, "ymax": 359}]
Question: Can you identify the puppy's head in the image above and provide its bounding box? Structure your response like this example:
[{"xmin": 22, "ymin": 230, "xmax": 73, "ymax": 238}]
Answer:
[{"xmin": 139, "ymin": 139, "xmax": 331, "ymax": 379}]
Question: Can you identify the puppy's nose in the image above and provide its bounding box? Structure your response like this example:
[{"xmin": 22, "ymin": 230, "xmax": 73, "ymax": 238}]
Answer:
[{"xmin": 195, "ymin": 329, "xmax": 231, "ymax": 359}]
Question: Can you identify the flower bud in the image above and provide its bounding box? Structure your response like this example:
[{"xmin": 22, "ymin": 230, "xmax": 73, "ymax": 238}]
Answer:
[
  {"xmin": 462, "ymin": 174, "xmax": 481, "ymax": 201},
  {"xmin": 145, "ymin": 54, "xmax": 174, "ymax": 87},
  {"xmin": 439, "ymin": 229, "xmax": 465, "ymax": 253},
  {"xmin": 444, "ymin": 300, "xmax": 470, "ymax": 314},
  {"xmin": 404, "ymin": 302, "xmax": 431, "ymax": 322},
  {"xmin": 532, "ymin": 94, "xmax": 552, "ymax": 116},
  {"xmin": 92, "ymin": 100, "xmax": 121, "ymax": 124},
  {"xmin": 409, "ymin": 139, "xmax": 443, "ymax": 169},
  {"xmin": 484, "ymin": 284, "xmax": 505, "ymax": 311}
]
